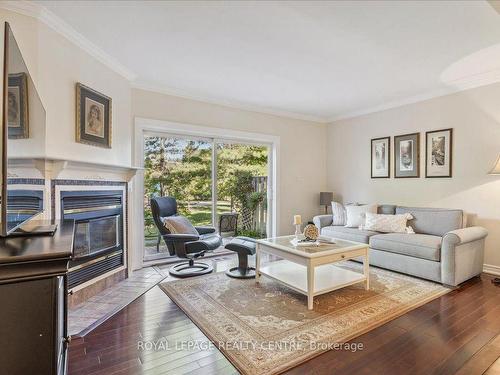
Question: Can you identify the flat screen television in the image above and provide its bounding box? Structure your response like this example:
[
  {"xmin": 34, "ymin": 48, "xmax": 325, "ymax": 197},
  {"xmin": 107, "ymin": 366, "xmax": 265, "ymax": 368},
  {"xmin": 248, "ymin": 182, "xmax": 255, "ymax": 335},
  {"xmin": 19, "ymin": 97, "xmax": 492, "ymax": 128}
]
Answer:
[{"xmin": 1, "ymin": 22, "xmax": 47, "ymax": 236}]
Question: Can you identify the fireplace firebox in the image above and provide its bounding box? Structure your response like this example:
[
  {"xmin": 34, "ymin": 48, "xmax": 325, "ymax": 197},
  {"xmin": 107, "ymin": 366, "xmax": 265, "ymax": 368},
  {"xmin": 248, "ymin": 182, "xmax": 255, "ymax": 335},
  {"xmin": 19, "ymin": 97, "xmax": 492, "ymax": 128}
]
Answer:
[{"xmin": 61, "ymin": 190, "xmax": 124, "ymax": 289}]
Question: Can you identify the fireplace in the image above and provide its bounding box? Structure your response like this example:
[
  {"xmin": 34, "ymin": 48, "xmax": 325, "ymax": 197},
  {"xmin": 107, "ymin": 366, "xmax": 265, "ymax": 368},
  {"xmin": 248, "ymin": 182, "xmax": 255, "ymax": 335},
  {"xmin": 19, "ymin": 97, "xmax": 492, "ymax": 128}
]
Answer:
[
  {"xmin": 7, "ymin": 189, "xmax": 44, "ymax": 226},
  {"xmin": 73, "ymin": 215, "xmax": 120, "ymax": 259},
  {"xmin": 61, "ymin": 190, "xmax": 125, "ymax": 289}
]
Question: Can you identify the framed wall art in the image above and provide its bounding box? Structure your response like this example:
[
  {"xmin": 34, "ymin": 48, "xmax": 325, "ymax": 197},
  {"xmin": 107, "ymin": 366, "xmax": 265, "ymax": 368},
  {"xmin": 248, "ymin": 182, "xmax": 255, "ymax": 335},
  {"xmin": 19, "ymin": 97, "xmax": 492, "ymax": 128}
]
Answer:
[
  {"xmin": 76, "ymin": 83, "xmax": 112, "ymax": 148},
  {"xmin": 7, "ymin": 72, "xmax": 29, "ymax": 139},
  {"xmin": 371, "ymin": 136, "xmax": 390, "ymax": 178},
  {"xmin": 394, "ymin": 132, "xmax": 420, "ymax": 178},
  {"xmin": 426, "ymin": 128, "xmax": 452, "ymax": 178}
]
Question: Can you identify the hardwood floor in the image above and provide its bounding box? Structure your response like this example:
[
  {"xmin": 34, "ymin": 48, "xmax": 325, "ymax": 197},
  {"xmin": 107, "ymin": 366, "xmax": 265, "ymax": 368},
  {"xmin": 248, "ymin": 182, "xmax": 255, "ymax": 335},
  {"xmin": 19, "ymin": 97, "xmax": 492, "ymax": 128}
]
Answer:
[
  {"xmin": 456, "ymin": 335, "xmax": 500, "ymax": 375},
  {"xmin": 287, "ymin": 273, "xmax": 500, "ymax": 375},
  {"xmin": 68, "ymin": 263, "xmax": 500, "ymax": 375}
]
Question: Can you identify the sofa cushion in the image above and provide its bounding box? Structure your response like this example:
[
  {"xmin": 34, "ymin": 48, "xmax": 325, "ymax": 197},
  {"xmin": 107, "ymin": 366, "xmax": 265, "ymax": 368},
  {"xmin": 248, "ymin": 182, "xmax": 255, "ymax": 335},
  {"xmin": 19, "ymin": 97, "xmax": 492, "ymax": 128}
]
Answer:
[
  {"xmin": 321, "ymin": 225, "xmax": 379, "ymax": 244},
  {"xmin": 395, "ymin": 206, "xmax": 463, "ymax": 237},
  {"xmin": 369, "ymin": 233, "xmax": 442, "ymax": 261},
  {"xmin": 331, "ymin": 201, "xmax": 347, "ymax": 226},
  {"xmin": 332, "ymin": 202, "xmax": 347, "ymax": 225},
  {"xmin": 378, "ymin": 204, "xmax": 397, "ymax": 215},
  {"xmin": 363, "ymin": 212, "xmax": 413, "ymax": 233},
  {"xmin": 348, "ymin": 203, "xmax": 396, "ymax": 215},
  {"xmin": 345, "ymin": 204, "xmax": 378, "ymax": 228}
]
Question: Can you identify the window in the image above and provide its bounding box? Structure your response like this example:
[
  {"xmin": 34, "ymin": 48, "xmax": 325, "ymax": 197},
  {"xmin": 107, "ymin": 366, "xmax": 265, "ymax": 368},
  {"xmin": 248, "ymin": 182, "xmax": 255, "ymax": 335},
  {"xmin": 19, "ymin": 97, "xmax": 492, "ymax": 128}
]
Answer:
[{"xmin": 142, "ymin": 133, "xmax": 271, "ymax": 262}]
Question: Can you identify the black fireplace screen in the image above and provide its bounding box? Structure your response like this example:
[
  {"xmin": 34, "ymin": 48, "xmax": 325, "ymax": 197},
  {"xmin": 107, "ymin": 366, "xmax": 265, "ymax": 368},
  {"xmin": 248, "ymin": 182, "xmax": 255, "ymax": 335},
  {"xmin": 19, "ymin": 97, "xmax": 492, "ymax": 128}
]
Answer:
[
  {"xmin": 61, "ymin": 189, "xmax": 125, "ymax": 288},
  {"xmin": 73, "ymin": 215, "xmax": 121, "ymax": 259}
]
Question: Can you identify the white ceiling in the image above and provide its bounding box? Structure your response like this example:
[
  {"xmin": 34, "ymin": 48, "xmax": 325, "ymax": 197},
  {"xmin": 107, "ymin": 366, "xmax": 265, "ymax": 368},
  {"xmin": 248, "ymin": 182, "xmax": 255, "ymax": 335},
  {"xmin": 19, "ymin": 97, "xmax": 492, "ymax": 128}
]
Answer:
[{"xmin": 32, "ymin": 1, "xmax": 500, "ymax": 121}]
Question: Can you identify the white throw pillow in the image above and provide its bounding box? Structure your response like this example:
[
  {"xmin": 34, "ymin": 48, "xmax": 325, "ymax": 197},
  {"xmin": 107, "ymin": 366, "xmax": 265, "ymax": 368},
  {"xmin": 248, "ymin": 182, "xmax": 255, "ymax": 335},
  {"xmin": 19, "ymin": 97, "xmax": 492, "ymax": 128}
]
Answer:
[
  {"xmin": 362, "ymin": 212, "xmax": 414, "ymax": 233},
  {"xmin": 344, "ymin": 204, "xmax": 378, "ymax": 228},
  {"xmin": 331, "ymin": 201, "xmax": 347, "ymax": 226}
]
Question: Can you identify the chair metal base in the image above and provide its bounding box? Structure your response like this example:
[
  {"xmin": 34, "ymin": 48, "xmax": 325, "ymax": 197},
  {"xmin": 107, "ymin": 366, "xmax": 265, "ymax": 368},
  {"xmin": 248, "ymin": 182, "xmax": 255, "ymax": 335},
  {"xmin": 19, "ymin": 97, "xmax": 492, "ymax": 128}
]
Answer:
[
  {"xmin": 169, "ymin": 260, "xmax": 213, "ymax": 278},
  {"xmin": 225, "ymin": 267, "xmax": 256, "ymax": 279}
]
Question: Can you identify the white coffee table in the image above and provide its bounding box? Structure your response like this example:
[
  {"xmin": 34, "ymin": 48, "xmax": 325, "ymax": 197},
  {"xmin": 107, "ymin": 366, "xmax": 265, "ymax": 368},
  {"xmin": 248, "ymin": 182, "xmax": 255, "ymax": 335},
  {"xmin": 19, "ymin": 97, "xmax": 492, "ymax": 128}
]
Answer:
[{"xmin": 255, "ymin": 235, "xmax": 369, "ymax": 310}]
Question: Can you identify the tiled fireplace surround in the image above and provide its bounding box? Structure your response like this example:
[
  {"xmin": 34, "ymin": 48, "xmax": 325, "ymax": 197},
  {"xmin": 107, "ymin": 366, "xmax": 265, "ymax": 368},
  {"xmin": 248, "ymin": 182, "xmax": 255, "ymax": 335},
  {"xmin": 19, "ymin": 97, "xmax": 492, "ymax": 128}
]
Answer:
[
  {"xmin": 9, "ymin": 158, "xmax": 138, "ymax": 308},
  {"xmin": 52, "ymin": 179, "xmax": 128, "ymax": 308}
]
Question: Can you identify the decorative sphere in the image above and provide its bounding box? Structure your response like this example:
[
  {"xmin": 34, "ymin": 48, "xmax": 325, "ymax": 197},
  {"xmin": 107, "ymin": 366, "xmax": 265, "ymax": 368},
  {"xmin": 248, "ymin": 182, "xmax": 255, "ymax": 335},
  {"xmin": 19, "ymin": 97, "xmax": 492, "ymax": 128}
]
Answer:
[{"xmin": 303, "ymin": 224, "xmax": 319, "ymax": 240}]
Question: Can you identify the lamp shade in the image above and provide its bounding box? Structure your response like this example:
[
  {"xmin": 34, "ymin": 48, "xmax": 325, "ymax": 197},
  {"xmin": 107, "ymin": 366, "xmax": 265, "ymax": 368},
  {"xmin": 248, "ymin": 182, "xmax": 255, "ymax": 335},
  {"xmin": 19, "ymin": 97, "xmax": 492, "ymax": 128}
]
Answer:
[
  {"xmin": 489, "ymin": 155, "xmax": 500, "ymax": 175},
  {"xmin": 319, "ymin": 192, "xmax": 334, "ymax": 206}
]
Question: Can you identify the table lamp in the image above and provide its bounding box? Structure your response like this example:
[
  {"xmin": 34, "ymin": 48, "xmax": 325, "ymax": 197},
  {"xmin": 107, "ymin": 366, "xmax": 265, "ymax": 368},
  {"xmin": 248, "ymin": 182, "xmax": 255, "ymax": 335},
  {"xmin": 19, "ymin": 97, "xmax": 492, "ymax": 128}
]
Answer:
[
  {"xmin": 320, "ymin": 192, "xmax": 333, "ymax": 214},
  {"xmin": 488, "ymin": 155, "xmax": 500, "ymax": 286}
]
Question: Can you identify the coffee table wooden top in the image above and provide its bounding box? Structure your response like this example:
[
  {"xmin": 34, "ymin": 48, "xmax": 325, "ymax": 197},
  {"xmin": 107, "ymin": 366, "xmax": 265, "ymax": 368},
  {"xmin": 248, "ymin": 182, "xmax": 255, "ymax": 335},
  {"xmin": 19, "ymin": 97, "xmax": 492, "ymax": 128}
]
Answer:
[{"xmin": 256, "ymin": 235, "xmax": 367, "ymax": 258}]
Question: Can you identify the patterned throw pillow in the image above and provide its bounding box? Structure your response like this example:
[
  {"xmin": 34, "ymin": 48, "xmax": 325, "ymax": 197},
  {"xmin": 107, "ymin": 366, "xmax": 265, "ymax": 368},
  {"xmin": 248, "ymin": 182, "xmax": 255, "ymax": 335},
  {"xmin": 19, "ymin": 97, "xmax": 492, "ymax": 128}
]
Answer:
[
  {"xmin": 331, "ymin": 201, "xmax": 347, "ymax": 226},
  {"xmin": 362, "ymin": 213, "xmax": 413, "ymax": 233},
  {"xmin": 161, "ymin": 216, "xmax": 199, "ymax": 235},
  {"xmin": 345, "ymin": 204, "xmax": 378, "ymax": 228}
]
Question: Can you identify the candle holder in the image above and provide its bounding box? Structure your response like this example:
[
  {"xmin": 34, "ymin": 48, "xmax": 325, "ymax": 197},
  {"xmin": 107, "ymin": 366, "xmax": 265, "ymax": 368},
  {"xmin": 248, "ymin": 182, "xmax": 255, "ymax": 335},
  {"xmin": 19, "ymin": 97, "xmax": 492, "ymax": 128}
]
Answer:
[
  {"xmin": 293, "ymin": 214, "xmax": 302, "ymax": 239},
  {"xmin": 295, "ymin": 224, "xmax": 302, "ymax": 238}
]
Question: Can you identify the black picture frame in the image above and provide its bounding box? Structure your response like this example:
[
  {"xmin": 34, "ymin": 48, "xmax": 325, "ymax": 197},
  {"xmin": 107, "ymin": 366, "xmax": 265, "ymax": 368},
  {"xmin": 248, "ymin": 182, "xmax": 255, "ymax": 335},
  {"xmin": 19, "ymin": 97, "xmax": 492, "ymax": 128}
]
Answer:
[
  {"xmin": 425, "ymin": 128, "xmax": 453, "ymax": 178},
  {"xmin": 371, "ymin": 136, "xmax": 390, "ymax": 178},
  {"xmin": 7, "ymin": 72, "xmax": 28, "ymax": 139},
  {"xmin": 394, "ymin": 132, "xmax": 420, "ymax": 178},
  {"xmin": 76, "ymin": 83, "xmax": 112, "ymax": 148}
]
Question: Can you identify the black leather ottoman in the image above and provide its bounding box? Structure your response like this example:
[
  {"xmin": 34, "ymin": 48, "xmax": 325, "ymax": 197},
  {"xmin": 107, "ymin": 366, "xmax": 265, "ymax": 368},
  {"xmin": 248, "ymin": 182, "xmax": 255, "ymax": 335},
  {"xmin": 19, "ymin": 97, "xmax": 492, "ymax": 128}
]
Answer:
[{"xmin": 224, "ymin": 237, "xmax": 257, "ymax": 279}]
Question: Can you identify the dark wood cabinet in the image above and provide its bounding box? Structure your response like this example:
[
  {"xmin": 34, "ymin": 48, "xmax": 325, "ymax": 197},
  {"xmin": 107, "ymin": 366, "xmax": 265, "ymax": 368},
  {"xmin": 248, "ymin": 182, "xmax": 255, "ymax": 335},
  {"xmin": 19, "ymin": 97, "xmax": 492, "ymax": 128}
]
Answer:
[{"xmin": 0, "ymin": 220, "xmax": 74, "ymax": 375}]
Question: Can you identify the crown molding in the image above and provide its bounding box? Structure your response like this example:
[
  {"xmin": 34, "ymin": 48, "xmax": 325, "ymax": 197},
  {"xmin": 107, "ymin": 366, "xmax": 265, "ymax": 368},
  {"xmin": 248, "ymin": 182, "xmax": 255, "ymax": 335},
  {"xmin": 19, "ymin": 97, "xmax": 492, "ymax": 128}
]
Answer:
[
  {"xmin": 0, "ymin": 1, "xmax": 326, "ymax": 123},
  {"xmin": 132, "ymin": 81, "xmax": 328, "ymax": 123},
  {"xmin": 327, "ymin": 68, "xmax": 500, "ymax": 123},
  {"xmin": 0, "ymin": 0, "xmax": 137, "ymax": 81},
  {"xmin": 135, "ymin": 64, "xmax": 500, "ymax": 124},
  {"xmin": 3, "ymin": 1, "xmax": 500, "ymax": 125},
  {"xmin": 327, "ymin": 88, "xmax": 457, "ymax": 123}
]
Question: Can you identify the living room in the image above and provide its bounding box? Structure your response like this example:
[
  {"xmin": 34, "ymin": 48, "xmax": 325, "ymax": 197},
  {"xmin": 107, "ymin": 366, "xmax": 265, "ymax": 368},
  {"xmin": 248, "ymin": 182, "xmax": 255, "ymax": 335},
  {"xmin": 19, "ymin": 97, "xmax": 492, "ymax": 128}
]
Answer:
[{"xmin": 0, "ymin": 1, "xmax": 499, "ymax": 375}]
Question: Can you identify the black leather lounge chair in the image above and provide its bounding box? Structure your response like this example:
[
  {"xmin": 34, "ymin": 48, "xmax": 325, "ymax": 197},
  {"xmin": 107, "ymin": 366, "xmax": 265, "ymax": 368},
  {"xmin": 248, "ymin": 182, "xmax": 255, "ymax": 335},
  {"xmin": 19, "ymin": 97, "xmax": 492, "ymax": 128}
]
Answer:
[{"xmin": 150, "ymin": 196, "xmax": 222, "ymax": 278}]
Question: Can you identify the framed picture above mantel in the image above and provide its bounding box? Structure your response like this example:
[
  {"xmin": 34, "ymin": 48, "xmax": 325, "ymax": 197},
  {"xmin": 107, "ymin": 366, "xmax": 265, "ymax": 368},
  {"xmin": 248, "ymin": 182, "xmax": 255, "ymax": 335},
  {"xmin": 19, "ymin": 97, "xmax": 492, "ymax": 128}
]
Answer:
[
  {"xmin": 76, "ymin": 83, "xmax": 112, "ymax": 148},
  {"xmin": 394, "ymin": 132, "xmax": 420, "ymax": 178},
  {"xmin": 426, "ymin": 128, "xmax": 453, "ymax": 178},
  {"xmin": 371, "ymin": 136, "xmax": 390, "ymax": 178}
]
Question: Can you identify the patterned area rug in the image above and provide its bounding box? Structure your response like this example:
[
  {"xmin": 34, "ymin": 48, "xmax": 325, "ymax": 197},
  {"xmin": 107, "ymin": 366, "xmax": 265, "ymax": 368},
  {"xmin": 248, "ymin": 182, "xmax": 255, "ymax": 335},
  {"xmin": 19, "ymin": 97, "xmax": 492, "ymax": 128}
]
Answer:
[{"xmin": 160, "ymin": 262, "xmax": 449, "ymax": 375}]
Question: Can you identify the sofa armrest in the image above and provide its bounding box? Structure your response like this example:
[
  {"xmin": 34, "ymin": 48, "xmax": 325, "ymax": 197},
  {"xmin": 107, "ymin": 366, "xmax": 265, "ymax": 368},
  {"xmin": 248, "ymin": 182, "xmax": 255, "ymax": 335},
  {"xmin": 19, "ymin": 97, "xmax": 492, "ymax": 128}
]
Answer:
[
  {"xmin": 441, "ymin": 226, "xmax": 488, "ymax": 286},
  {"xmin": 442, "ymin": 227, "xmax": 488, "ymax": 246},
  {"xmin": 313, "ymin": 215, "xmax": 333, "ymax": 231}
]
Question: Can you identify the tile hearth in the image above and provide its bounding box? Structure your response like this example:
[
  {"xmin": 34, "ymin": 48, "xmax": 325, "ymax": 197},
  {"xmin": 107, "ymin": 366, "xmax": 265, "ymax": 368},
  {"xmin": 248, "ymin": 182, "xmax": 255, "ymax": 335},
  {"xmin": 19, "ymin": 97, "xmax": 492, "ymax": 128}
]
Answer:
[
  {"xmin": 67, "ymin": 251, "xmax": 253, "ymax": 336},
  {"xmin": 68, "ymin": 267, "xmax": 167, "ymax": 336}
]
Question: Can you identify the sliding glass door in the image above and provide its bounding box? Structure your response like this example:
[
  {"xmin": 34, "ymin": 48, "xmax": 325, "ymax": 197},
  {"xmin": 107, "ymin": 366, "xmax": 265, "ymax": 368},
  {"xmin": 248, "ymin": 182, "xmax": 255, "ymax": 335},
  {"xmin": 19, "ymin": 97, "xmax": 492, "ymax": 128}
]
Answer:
[
  {"xmin": 143, "ymin": 135, "xmax": 213, "ymax": 260},
  {"xmin": 216, "ymin": 141, "xmax": 268, "ymax": 238},
  {"xmin": 143, "ymin": 133, "xmax": 271, "ymax": 262}
]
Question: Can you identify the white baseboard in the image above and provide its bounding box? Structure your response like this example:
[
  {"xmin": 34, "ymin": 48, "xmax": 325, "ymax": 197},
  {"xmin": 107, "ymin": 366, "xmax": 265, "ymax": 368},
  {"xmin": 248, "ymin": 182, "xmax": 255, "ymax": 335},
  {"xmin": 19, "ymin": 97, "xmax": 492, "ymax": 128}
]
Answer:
[{"xmin": 483, "ymin": 264, "xmax": 500, "ymax": 276}]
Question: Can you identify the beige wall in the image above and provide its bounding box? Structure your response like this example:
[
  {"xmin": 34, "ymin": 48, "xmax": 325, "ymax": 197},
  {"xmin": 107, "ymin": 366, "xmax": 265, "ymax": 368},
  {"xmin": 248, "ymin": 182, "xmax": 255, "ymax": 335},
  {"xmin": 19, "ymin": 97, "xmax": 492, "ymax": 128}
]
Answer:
[
  {"xmin": 0, "ymin": 8, "xmax": 328, "ymax": 265},
  {"xmin": 4, "ymin": 7, "xmax": 497, "ymax": 272},
  {"xmin": 132, "ymin": 88, "xmax": 328, "ymax": 235},
  {"xmin": 0, "ymin": 10, "xmax": 132, "ymax": 166},
  {"xmin": 327, "ymin": 82, "xmax": 500, "ymax": 269}
]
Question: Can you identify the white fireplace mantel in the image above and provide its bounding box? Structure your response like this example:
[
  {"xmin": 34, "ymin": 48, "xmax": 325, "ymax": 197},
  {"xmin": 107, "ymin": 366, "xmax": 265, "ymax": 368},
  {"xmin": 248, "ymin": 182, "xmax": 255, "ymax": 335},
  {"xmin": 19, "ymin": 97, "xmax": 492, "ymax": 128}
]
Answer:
[{"xmin": 9, "ymin": 156, "xmax": 142, "ymax": 182}]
